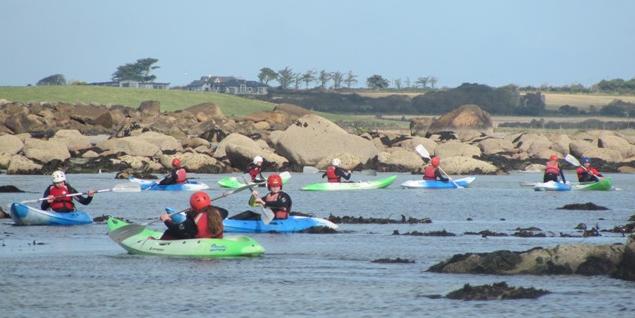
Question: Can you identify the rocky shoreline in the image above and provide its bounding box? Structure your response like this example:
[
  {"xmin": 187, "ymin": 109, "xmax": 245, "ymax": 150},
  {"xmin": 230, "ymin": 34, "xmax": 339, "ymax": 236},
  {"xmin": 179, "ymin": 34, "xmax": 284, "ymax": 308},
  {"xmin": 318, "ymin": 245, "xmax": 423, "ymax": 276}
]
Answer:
[{"xmin": 1, "ymin": 100, "xmax": 634, "ymax": 175}]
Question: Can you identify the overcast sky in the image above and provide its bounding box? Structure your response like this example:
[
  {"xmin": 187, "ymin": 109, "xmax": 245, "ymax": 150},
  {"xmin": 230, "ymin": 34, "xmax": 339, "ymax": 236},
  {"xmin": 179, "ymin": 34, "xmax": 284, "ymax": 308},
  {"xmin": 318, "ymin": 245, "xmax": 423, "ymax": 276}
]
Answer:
[{"xmin": 1, "ymin": 0, "xmax": 634, "ymax": 87}]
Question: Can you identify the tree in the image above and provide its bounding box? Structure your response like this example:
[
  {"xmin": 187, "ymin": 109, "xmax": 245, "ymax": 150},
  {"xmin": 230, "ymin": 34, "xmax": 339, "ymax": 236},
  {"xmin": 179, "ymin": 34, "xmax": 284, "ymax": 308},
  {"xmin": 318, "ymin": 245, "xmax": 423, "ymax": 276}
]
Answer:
[
  {"xmin": 112, "ymin": 58, "xmax": 160, "ymax": 82},
  {"xmin": 404, "ymin": 77, "xmax": 411, "ymax": 88},
  {"xmin": 318, "ymin": 70, "xmax": 331, "ymax": 89},
  {"xmin": 428, "ymin": 76, "xmax": 438, "ymax": 89},
  {"xmin": 416, "ymin": 76, "xmax": 429, "ymax": 89},
  {"xmin": 332, "ymin": 72, "xmax": 344, "ymax": 89},
  {"xmin": 344, "ymin": 71, "xmax": 358, "ymax": 88},
  {"xmin": 277, "ymin": 66, "xmax": 294, "ymax": 89},
  {"xmin": 394, "ymin": 79, "xmax": 402, "ymax": 90},
  {"xmin": 301, "ymin": 70, "xmax": 316, "ymax": 89},
  {"xmin": 258, "ymin": 67, "xmax": 278, "ymax": 85},
  {"xmin": 292, "ymin": 72, "xmax": 302, "ymax": 90},
  {"xmin": 37, "ymin": 74, "xmax": 66, "ymax": 86},
  {"xmin": 367, "ymin": 74, "xmax": 389, "ymax": 89}
]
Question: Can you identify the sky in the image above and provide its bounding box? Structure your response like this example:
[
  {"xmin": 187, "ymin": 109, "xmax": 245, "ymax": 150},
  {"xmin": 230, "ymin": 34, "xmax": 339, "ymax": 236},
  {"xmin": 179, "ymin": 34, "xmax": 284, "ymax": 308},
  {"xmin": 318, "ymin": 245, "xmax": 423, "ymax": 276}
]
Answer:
[{"xmin": 1, "ymin": 0, "xmax": 634, "ymax": 88}]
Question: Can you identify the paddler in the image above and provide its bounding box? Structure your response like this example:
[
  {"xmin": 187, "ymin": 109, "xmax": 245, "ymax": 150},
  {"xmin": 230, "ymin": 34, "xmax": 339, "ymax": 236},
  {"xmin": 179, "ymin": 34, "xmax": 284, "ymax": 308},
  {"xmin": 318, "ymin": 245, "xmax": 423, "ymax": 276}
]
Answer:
[
  {"xmin": 322, "ymin": 158, "xmax": 351, "ymax": 183},
  {"xmin": 250, "ymin": 174, "xmax": 292, "ymax": 220},
  {"xmin": 159, "ymin": 191, "xmax": 225, "ymax": 240},
  {"xmin": 544, "ymin": 154, "xmax": 566, "ymax": 183},
  {"xmin": 576, "ymin": 156, "xmax": 603, "ymax": 182},
  {"xmin": 41, "ymin": 170, "xmax": 94, "ymax": 212},
  {"xmin": 158, "ymin": 158, "xmax": 187, "ymax": 185},
  {"xmin": 246, "ymin": 155, "xmax": 265, "ymax": 183},
  {"xmin": 423, "ymin": 156, "xmax": 449, "ymax": 182}
]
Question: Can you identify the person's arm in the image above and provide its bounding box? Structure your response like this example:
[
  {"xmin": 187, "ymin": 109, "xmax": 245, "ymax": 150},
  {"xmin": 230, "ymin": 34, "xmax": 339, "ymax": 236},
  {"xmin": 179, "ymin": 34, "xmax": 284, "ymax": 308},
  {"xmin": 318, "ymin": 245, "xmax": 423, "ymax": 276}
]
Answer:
[
  {"xmin": 436, "ymin": 169, "xmax": 448, "ymax": 182},
  {"xmin": 263, "ymin": 193, "xmax": 291, "ymax": 211},
  {"xmin": 560, "ymin": 169, "xmax": 566, "ymax": 183},
  {"xmin": 336, "ymin": 167, "xmax": 351, "ymax": 180},
  {"xmin": 40, "ymin": 187, "xmax": 51, "ymax": 210},
  {"xmin": 68, "ymin": 185, "xmax": 93, "ymax": 205},
  {"xmin": 163, "ymin": 217, "xmax": 197, "ymax": 239},
  {"xmin": 321, "ymin": 172, "xmax": 327, "ymax": 179},
  {"xmin": 159, "ymin": 170, "xmax": 177, "ymax": 185}
]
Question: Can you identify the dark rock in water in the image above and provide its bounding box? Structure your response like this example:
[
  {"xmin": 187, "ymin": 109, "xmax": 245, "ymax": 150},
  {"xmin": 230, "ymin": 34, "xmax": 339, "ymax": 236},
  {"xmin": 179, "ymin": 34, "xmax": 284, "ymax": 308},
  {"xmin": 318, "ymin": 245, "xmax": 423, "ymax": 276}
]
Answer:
[
  {"xmin": 575, "ymin": 223, "xmax": 587, "ymax": 230},
  {"xmin": 428, "ymin": 250, "xmax": 522, "ymax": 274},
  {"xmin": 290, "ymin": 211, "xmax": 314, "ymax": 217},
  {"xmin": 583, "ymin": 228, "xmax": 601, "ymax": 237},
  {"xmin": 92, "ymin": 215, "xmax": 111, "ymax": 223},
  {"xmin": 513, "ymin": 230, "xmax": 546, "ymax": 237},
  {"xmin": 371, "ymin": 257, "xmax": 415, "ymax": 264},
  {"xmin": 577, "ymin": 256, "xmax": 615, "ymax": 275},
  {"xmin": 601, "ymin": 222, "xmax": 635, "ymax": 234},
  {"xmin": 464, "ymin": 230, "xmax": 508, "ymax": 237},
  {"xmin": 515, "ymin": 226, "xmax": 541, "ymax": 231},
  {"xmin": 612, "ymin": 238, "xmax": 635, "ymax": 281},
  {"xmin": 629, "ymin": 215, "xmax": 635, "ymax": 222},
  {"xmin": 557, "ymin": 202, "xmax": 609, "ymax": 211},
  {"xmin": 0, "ymin": 185, "xmax": 26, "ymax": 193},
  {"xmin": 115, "ymin": 168, "xmax": 157, "ymax": 180},
  {"xmin": 328, "ymin": 214, "xmax": 431, "ymax": 224},
  {"xmin": 445, "ymin": 282, "xmax": 550, "ymax": 300},
  {"xmin": 29, "ymin": 240, "xmax": 46, "ymax": 246},
  {"xmin": 499, "ymin": 218, "xmax": 506, "ymax": 221},
  {"xmin": 466, "ymin": 217, "xmax": 473, "ymax": 221},
  {"xmin": 301, "ymin": 226, "xmax": 337, "ymax": 234},
  {"xmin": 394, "ymin": 230, "xmax": 455, "ymax": 237},
  {"xmin": 0, "ymin": 206, "xmax": 9, "ymax": 219},
  {"xmin": 598, "ymin": 217, "xmax": 605, "ymax": 221}
]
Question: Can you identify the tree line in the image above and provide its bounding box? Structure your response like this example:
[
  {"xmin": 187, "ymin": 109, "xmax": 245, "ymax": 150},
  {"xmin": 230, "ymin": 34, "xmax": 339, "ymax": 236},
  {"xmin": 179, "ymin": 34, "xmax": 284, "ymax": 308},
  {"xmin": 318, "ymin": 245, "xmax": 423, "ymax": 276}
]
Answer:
[{"xmin": 520, "ymin": 77, "xmax": 635, "ymax": 95}]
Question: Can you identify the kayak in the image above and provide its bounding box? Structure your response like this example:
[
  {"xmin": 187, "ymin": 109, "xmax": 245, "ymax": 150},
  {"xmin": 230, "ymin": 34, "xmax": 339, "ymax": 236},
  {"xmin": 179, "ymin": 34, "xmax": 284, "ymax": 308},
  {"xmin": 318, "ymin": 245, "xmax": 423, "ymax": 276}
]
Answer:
[
  {"xmin": 301, "ymin": 175, "xmax": 397, "ymax": 191},
  {"xmin": 9, "ymin": 202, "xmax": 93, "ymax": 226},
  {"xmin": 401, "ymin": 176, "xmax": 476, "ymax": 189},
  {"xmin": 533, "ymin": 181, "xmax": 571, "ymax": 191},
  {"xmin": 573, "ymin": 177, "xmax": 613, "ymax": 191},
  {"xmin": 129, "ymin": 177, "xmax": 210, "ymax": 191},
  {"xmin": 106, "ymin": 217, "xmax": 265, "ymax": 258},
  {"xmin": 224, "ymin": 215, "xmax": 338, "ymax": 233},
  {"xmin": 217, "ymin": 173, "xmax": 291, "ymax": 189}
]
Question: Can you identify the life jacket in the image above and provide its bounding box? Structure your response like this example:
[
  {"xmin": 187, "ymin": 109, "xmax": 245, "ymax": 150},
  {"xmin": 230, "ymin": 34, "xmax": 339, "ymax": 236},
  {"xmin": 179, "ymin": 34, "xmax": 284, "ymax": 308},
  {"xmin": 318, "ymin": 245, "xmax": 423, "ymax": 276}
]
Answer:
[
  {"xmin": 193, "ymin": 211, "xmax": 223, "ymax": 239},
  {"xmin": 48, "ymin": 184, "xmax": 74, "ymax": 211},
  {"xmin": 423, "ymin": 166, "xmax": 437, "ymax": 180},
  {"xmin": 175, "ymin": 168, "xmax": 187, "ymax": 184},
  {"xmin": 577, "ymin": 166, "xmax": 600, "ymax": 182},
  {"xmin": 326, "ymin": 166, "xmax": 340, "ymax": 183},
  {"xmin": 545, "ymin": 160, "xmax": 560, "ymax": 175},
  {"xmin": 248, "ymin": 165, "xmax": 262, "ymax": 181},
  {"xmin": 264, "ymin": 192, "xmax": 289, "ymax": 219}
]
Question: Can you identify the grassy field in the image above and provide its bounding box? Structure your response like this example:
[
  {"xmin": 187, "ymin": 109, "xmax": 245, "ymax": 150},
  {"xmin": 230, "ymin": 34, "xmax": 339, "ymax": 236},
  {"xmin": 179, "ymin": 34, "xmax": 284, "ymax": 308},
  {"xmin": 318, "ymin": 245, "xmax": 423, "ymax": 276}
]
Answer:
[
  {"xmin": 541, "ymin": 92, "xmax": 635, "ymax": 110},
  {"xmin": 0, "ymin": 86, "xmax": 275, "ymax": 116}
]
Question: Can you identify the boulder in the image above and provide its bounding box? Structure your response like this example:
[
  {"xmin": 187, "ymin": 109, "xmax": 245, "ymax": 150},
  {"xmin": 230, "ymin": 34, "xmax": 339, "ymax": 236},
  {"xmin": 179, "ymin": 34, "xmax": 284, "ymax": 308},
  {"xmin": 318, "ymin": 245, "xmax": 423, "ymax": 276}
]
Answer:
[
  {"xmin": 7, "ymin": 155, "xmax": 43, "ymax": 174},
  {"xmin": 583, "ymin": 148, "xmax": 623, "ymax": 163},
  {"xmin": 0, "ymin": 134, "xmax": 24, "ymax": 155},
  {"xmin": 569, "ymin": 140, "xmax": 597, "ymax": 157},
  {"xmin": 613, "ymin": 238, "xmax": 635, "ymax": 281},
  {"xmin": 273, "ymin": 103, "xmax": 311, "ymax": 118},
  {"xmin": 478, "ymin": 138, "xmax": 514, "ymax": 155},
  {"xmin": 427, "ymin": 104, "xmax": 493, "ymax": 134},
  {"xmin": 617, "ymin": 166, "xmax": 635, "ymax": 173},
  {"xmin": 225, "ymin": 143, "xmax": 288, "ymax": 168},
  {"xmin": 4, "ymin": 113, "xmax": 48, "ymax": 134},
  {"xmin": 253, "ymin": 121, "xmax": 271, "ymax": 130},
  {"xmin": 316, "ymin": 153, "xmax": 362, "ymax": 170},
  {"xmin": 268, "ymin": 130, "xmax": 284, "ymax": 146},
  {"xmin": 138, "ymin": 100, "xmax": 161, "ymax": 115},
  {"xmin": 393, "ymin": 137, "xmax": 437, "ymax": 153},
  {"xmin": 549, "ymin": 134, "xmax": 572, "ymax": 154},
  {"xmin": 598, "ymin": 134, "xmax": 632, "ymax": 157},
  {"xmin": 515, "ymin": 133, "xmax": 550, "ymax": 152},
  {"xmin": 67, "ymin": 104, "xmax": 109, "ymax": 125},
  {"xmin": 0, "ymin": 152, "xmax": 12, "ymax": 168},
  {"xmin": 440, "ymin": 156, "xmax": 498, "ymax": 174},
  {"xmin": 434, "ymin": 141, "xmax": 481, "ymax": 158},
  {"xmin": 114, "ymin": 155, "xmax": 160, "ymax": 170},
  {"xmin": 409, "ymin": 117, "xmax": 433, "ymax": 137},
  {"xmin": 183, "ymin": 102, "xmax": 224, "ymax": 119},
  {"xmin": 377, "ymin": 148, "xmax": 424, "ymax": 171},
  {"xmin": 274, "ymin": 114, "xmax": 378, "ymax": 166},
  {"xmin": 524, "ymin": 163, "xmax": 545, "ymax": 172},
  {"xmin": 81, "ymin": 150, "xmax": 99, "ymax": 158},
  {"xmin": 214, "ymin": 133, "xmax": 259, "ymax": 158},
  {"xmin": 182, "ymin": 137, "xmax": 210, "ymax": 149},
  {"xmin": 50, "ymin": 129, "xmax": 92, "ymax": 152},
  {"xmin": 181, "ymin": 152, "xmax": 221, "ymax": 172},
  {"xmin": 136, "ymin": 131, "xmax": 182, "ymax": 152},
  {"xmin": 97, "ymin": 137, "xmax": 161, "ymax": 157},
  {"xmin": 23, "ymin": 138, "xmax": 71, "ymax": 163}
]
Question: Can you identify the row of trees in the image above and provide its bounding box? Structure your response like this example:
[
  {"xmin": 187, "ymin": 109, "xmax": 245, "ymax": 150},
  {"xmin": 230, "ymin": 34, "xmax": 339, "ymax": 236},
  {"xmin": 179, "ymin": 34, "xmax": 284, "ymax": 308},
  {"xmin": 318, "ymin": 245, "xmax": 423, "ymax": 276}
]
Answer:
[
  {"xmin": 519, "ymin": 77, "xmax": 635, "ymax": 95},
  {"xmin": 36, "ymin": 58, "xmax": 161, "ymax": 86}
]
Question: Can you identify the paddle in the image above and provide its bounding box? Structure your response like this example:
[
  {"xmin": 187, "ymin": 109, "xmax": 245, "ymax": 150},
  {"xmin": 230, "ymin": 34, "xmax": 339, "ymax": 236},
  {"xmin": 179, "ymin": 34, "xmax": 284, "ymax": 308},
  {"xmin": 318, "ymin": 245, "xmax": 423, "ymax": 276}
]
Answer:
[
  {"xmin": 302, "ymin": 166, "xmax": 376, "ymax": 177},
  {"xmin": 564, "ymin": 154, "xmax": 603, "ymax": 181},
  {"xmin": 414, "ymin": 144, "xmax": 463, "ymax": 189},
  {"xmin": 243, "ymin": 176, "xmax": 274, "ymax": 224},
  {"xmin": 20, "ymin": 183, "xmax": 141, "ymax": 204}
]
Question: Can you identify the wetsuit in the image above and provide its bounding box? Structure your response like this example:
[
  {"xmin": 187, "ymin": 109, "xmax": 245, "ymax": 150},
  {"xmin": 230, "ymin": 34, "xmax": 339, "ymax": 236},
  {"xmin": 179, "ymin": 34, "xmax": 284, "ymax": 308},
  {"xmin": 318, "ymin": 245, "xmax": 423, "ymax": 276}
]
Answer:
[
  {"xmin": 161, "ymin": 207, "xmax": 226, "ymax": 240},
  {"xmin": 245, "ymin": 163, "xmax": 265, "ymax": 183},
  {"xmin": 262, "ymin": 191, "xmax": 292, "ymax": 219},
  {"xmin": 322, "ymin": 166, "xmax": 351, "ymax": 183},
  {"xmin": 544, "ymin": 161, "xmax": 566, "ymax": 183},
  {"xmin": 159, "ymin": 168, "xmax": 187, "ymax": 185},
  {"xmin": 41, "ymin": 183, "xmax": 92, "ymax": 212},
  {"xmin": 577, "ymin": 167, "xmax": 602, "ymax": 182}
]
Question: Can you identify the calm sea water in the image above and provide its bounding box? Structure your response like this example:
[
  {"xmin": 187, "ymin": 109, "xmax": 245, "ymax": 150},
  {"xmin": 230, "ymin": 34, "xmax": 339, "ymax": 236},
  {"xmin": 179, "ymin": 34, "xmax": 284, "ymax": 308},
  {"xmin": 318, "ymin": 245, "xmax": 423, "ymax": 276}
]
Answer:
[{"xmin": 1, "ymin": 172, "xmax": 633, "ymax": 317}]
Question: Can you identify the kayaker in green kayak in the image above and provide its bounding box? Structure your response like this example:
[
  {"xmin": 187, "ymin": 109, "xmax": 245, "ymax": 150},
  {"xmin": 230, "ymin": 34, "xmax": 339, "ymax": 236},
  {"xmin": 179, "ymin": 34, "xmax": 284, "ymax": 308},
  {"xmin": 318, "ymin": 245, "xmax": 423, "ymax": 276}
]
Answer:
[
  {"xmin": 159, "ymin": 191, "xmax": 225, "ymax": 240},
  {"xmin": 544, "ymin": 154, "xmax": 566, "ymax": 183},
  {"xmin": 423, "ymin": 156, "xmax": 449, "ymax": 182},
  {"xmin": 41, "ymin": 170, "xmax": 95, "ymax": 212},
  {"xmin": 246, "ymin": 156, "xmax": 265, "ymax": 183},
  {"xmin": 250, "ymin": 174, "xmax": 292, "ymax": 219},
  {"xmin": 576, "ymin": 157, "xmax": 603, "ymax": 182},
  {"xmin": 158, "ymin": 158, "xmax": 187, "ymax": 185},
  {"xmin": 323, "ymin": 158, "xmax": 352, "ymax": 183}
]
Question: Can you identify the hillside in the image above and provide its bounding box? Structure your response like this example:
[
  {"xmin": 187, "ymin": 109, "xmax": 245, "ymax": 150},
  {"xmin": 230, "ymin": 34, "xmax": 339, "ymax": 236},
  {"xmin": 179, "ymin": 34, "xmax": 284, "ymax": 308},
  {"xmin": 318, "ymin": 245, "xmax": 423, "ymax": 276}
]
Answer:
[{"xmin": 0, "ymin": 86, "xmax": 275, "ymax": 116}]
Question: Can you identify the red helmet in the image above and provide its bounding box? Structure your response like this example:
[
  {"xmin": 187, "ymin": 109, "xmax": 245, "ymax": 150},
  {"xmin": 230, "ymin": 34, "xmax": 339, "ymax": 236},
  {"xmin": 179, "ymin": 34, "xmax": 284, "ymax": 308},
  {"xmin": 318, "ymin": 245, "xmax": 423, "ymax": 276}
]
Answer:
[
  {"xmin": 172, "ymin": 158, "xmax": 181, "ymax": 168},
  {"xmin": 431, "ymin": 156, "xmax": 440, "ymax": 167},
  {"xmin": 549, "ymin": 154, "xmax": 558, "ymax": 161},
  {"xmin": 189, "ymin": 191, "xmax": 211, "ymax": 211},
  {"xmin": 267, "ymin": 174, "xmax": 283, "ymax": 190}
]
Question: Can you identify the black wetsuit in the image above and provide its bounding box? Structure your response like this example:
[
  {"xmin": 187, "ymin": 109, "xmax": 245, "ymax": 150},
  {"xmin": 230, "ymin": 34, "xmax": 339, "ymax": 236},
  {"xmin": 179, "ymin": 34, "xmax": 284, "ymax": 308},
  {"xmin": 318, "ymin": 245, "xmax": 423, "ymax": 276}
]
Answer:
[
  {"xmin": 159, "ymin": 169, "xmax": 179, "ymax": 185},
  {"xmin": 162, "ymin": 207, "xmax": 228, "ymax": 239},
  {"xmin": 322, "ymin": 167, "xmax": 352, "ymax": 181}
]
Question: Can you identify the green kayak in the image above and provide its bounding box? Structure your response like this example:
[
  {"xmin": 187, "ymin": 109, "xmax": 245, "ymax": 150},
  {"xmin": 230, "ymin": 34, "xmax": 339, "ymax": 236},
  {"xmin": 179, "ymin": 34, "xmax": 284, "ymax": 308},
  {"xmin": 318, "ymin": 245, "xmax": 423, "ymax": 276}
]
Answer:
[
  {"xmin": 106, "ymin": 217, "xmax": 265, "ymax": 258},
  {"xmin": 301, "ymin": 175, "xmax": 397, "ymax": 191},
  {"xmin": 217, "ymin": 171, "xmax": 291, "ymax": 189},
  {"xmin": 573, "ymin": 177, "xmax": 613, "ymax": 191}
]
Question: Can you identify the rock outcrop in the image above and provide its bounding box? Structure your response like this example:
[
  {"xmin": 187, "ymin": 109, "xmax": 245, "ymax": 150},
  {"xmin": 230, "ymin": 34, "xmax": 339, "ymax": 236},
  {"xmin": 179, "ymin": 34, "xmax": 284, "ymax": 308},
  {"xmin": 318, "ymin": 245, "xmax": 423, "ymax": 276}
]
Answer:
[{"xmin": 427, "ymin": 104, "xmax": 493, "ymax": 134}]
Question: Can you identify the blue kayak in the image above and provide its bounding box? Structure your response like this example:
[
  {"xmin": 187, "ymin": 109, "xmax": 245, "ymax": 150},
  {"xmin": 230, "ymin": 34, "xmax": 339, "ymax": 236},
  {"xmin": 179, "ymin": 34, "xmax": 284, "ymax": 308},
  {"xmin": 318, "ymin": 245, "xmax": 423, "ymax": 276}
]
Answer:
[
  {"xmin": 129, "ymin": 177, "xmax": 210, "ymax": 191},
  {"xmin": 533, "ymin": 181, "xmax": 571, "ymax": 191},
  {"xmin": 401, "ymin": 176, "xmax": 476, "ymax": 189},
  {"xmin": 9, "ymin": 202, "xmax": 93, "ymax": 226},
  {"xmin": 223, "ymin": 215, "xmax": 338, "ymax": 233}
]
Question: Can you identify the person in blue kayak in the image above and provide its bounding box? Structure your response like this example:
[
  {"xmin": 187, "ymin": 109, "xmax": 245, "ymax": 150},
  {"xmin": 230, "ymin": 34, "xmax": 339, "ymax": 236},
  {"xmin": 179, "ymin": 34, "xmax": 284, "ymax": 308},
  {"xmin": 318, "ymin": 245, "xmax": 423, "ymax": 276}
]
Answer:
[
  {"xmin": 159, "ymin": 191, "xmax": 226, "ymax": 240},
  {"xmin": 576, "ymin": 156, "xmax": 603, "ymax": 182},
  {"xmin": 544, "ymin": 154, "xmax": 566, "ymax": 183},
  {"xmin": 41, "ymin": 170, "xmax": 94, "ymax": 212},
  {"xmin": 159, "ymin": 158, "xmax": 187, "ymax": 185},
  {"xmin": 251, "ymin": 174, "xmax": 292, "ymax": 219},
  {"xmin": 246, "ymin": 155, "xmax": 265, "ymax": 183},
  {"xmin": 423, "ymin": 156, "xmax": 449, "ymax": 182},
  {"xmin": 322, "ymin": 158, "xmax": 351, "ymax": 183}
]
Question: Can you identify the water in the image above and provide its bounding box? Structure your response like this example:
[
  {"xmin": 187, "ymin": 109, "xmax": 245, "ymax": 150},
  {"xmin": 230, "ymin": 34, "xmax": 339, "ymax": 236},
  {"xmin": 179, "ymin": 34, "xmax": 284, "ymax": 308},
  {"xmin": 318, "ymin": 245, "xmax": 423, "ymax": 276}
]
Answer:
[{"xmin": 1, "ymin": 172, "xmax": 633, "ymax": 317}]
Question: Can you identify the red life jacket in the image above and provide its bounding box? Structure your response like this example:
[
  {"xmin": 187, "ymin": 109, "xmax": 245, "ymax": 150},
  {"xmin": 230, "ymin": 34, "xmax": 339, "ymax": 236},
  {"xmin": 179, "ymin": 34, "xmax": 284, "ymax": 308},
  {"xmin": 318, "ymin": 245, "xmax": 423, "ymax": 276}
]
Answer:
[
  {"xmin": 545, "ymin": 160, "xmax": 560, "ymax": 175},
  {"xmin": 326, "ymin": 166, "xmax": 340, "ymax": 183},
  {"xmin": 577, "ymin": 166, "xmax": 601, "ymax": 180},
  {"xmin": 264, "ymin": 192, "xmax": 288, "ymax": 219},
  {"xmin": 48, "ymin": 184, "xmax": 74, "ymax": 211},
  {"xmin": 175, "ymin": 168, "xmax": 187, "ymax": 184},
  {"xmin": 423, "ymin": 166, "xmax": 437, "ymax": 180},
  {"xmin": 193, "ymin": 211, "xmax": 223, "ymax": 239},
  {"xmin": 248, "ymin": 166, "xmax": 262, "ymax": 180}
]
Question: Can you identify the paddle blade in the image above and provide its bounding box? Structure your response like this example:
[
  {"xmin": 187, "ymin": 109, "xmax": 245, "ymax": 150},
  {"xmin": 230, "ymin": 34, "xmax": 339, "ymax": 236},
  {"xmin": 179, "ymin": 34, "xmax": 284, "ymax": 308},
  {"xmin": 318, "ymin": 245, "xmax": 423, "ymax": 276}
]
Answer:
[
  {"xmin": 112, "ymin": 183, "xmax": 142, "ymax": 192},
  {"xmin": 564, "ymin": 154, "xmax": 581, "ymax": 167},
  {"xmin": 259, "ymin": 207, "xmax": 274, "ymax": 224},
  {"xmin": 302, "ymin": 166, "xmax": 319, "ymax": 174},
  {"xmin": 279, "ymin": 171, "xmax": 292, "ymax": 180},
  {"xmin": 108, "ymin": 223, "xmax": 145, "ymax": 243},
  {"xmin": 415, "ymin": 144, "xmax": 431, "ymax": 159},
  {"xmin": 361, "ymin": 169, "xmax": 377, "ymax": 176}
]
